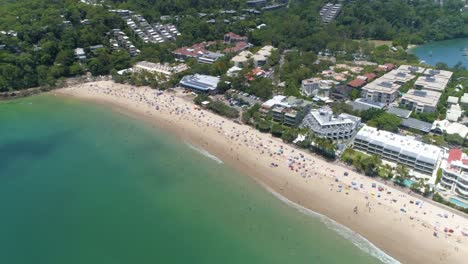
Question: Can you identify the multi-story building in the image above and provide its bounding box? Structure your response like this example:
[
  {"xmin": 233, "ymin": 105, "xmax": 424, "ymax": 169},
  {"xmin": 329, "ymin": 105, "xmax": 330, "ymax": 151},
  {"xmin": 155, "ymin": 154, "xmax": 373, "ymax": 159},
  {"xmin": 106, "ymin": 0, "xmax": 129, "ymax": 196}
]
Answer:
[
  {"xmin": 439, "ymin": 149, "xmax": 468, "ymax": 197},
  {"xmin": 353, "ymin": 125, "xmax": 442, "ymax": 175},
  {"xmin": 301, "ymin": 78, "xmax": 333, "ymax": 99},
  {"xmin": 414, "ymin": 69, "xmax": 453, "ymax": 92},
  {"xmin": 262, "ymin": 95, "xmax": 312, "ymax": 126},
  {"xmin": 300, "ymin": 107, "xmax": 361, "ymax": 142},
  {"xmin": 400, "ymin": 89, "xmax": 442, "ymax": 113},
  {"xmin": 361, "ymin": 81, "xmax": 401, "ymax": 104}
]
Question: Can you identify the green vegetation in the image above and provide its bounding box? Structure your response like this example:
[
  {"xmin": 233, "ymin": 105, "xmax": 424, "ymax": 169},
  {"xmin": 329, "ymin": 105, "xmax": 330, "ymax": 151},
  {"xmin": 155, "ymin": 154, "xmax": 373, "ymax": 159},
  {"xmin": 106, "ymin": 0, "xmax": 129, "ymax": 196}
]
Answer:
[
  {"xmin": 360, "ymin": 108, "xmax": 401, "ymax": 133},
  {"xmin": 341, "ymin": 148, "xmax": 382, "ymax": 177},
  {"xmin": 194, "ymin": 94, "xmax": 239, "ymax": 118},
  {"xmin": 436, "ymin": 168, "xmax": 443, "ymax": 185}
]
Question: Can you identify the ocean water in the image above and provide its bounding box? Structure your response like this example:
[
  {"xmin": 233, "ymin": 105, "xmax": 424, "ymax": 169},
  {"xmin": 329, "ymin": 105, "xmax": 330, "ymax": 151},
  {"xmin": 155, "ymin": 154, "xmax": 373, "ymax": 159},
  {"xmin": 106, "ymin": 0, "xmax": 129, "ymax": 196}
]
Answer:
[
  {"xmin": 0, "ymin": 95, "xmax": 390, "ymax": 264},
  {"xmin": 409, "ymin": 38, "xmax": 468, "ymax": 68}
]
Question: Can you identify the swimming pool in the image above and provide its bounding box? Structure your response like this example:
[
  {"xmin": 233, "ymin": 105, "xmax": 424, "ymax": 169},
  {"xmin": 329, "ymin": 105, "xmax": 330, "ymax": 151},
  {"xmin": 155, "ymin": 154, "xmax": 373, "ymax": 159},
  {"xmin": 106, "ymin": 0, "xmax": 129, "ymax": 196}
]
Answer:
[
  {"xmin": 403, "ymin": 179, "xmax": 415, "ymax": 187},
  {"xmin": 449, "ymin": 197, "xmax": 468, "ymax": 208}
]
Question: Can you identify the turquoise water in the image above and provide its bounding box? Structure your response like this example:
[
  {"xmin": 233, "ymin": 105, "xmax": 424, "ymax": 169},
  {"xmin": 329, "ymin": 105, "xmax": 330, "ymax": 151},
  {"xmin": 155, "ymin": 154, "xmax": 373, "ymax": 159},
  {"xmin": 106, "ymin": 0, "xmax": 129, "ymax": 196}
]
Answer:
[
  {"xmin": 0, "ymin": 95, "xmax": 389, "ymax": 264},
  {"xmin": 450, "ymin": 198, "xmax": 468, "ymax": 209},
  {"xmin": 403, "ymin": 179, "xmax": 415, "ymax": 188},
  {"xmin": 409, "ymin": 38, "xmax": 468, "ymax": 68}
]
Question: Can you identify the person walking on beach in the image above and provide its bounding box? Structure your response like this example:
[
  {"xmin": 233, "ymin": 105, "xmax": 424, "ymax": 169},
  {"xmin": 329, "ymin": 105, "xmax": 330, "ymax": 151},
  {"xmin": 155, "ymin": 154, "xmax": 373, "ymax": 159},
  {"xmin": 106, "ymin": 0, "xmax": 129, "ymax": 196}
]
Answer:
[{"xmin": 354, "ymin": 206, "xmax": 358, "ymax": 214}]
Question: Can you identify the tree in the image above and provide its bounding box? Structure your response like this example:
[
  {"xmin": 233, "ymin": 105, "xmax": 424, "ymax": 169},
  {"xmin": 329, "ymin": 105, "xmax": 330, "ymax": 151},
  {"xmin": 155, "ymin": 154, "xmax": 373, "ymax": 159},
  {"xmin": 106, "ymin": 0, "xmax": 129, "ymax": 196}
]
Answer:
[{"xmin": 394, "ymin": 164, "xmax": 410, "ymax": 186}]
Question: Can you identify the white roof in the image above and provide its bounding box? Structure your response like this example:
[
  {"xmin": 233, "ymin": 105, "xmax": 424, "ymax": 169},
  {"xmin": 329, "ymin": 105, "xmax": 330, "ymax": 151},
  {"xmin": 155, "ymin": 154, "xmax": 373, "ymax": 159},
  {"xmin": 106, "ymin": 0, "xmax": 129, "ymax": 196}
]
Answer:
[
  {"xmin": 262, "ymin": 95, "xmax": 288, "ymax": 108},
  {"xmin": 432, "ymin": 120, "xmax": 468, "ymax": 138},
  {"xmin": 447, "ymin": 96, "xmax": 459, "ymax": 104},
  {"xmin": 356, "ymin": 125, "xmax": 442, "ymax": 165}
]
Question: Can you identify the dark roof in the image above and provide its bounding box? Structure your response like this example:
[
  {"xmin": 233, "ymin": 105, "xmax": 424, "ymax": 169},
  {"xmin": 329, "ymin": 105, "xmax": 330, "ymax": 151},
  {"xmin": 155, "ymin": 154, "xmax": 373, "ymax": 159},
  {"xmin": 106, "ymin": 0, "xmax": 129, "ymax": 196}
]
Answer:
[
  {"xmin": 387, "ymin": 107, "xmax": 412, "ymax": 119},
  {"xmin": 347, "ymin": 99, "xmax": 385, "ymax": 112},
  {"xmin": 400, "ymin": 118, "xmax": 432, "ymax": 133}
]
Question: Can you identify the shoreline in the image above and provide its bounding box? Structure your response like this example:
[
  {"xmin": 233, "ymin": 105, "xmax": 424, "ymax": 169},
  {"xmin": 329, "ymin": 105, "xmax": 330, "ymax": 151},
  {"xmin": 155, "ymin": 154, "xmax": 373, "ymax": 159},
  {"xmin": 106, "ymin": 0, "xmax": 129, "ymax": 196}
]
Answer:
[{"xmin": 55, "ymin": 81, "xmax": 468, "ymax": 264}]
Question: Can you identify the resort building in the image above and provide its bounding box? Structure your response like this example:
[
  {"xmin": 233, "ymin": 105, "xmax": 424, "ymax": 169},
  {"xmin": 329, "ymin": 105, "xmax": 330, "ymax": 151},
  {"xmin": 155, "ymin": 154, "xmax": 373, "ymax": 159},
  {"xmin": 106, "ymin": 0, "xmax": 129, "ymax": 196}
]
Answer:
[
  {"xmin": 400, "ymin": 89, "xmax": 442, "ymax": 113},
  {"xmin": 361, "ymin": 81, "xmax": 401, "ymax": 104},
  {"xmin": 353, "ymin": 125, "xmax": 442, "ymax": 175},
  {"xmin": 414, "ymin": 69, "xmax": 453, "ymax": 92},
  {"xmin": 300, "ymin": 107, "xmax": 361, "ymax": 142},
  {"xmin": 179, "ymin": 74, "xmax": 220, "ymax": 93},
  {"xmin": 439, "ymin": 149, "xmax": 468, "ymax": 197}
]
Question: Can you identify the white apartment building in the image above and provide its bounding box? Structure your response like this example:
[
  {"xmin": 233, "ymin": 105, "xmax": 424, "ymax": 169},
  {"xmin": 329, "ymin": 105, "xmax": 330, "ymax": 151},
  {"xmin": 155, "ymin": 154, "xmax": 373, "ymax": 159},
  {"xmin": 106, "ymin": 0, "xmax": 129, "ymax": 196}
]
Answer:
[
  {"xmin": 301, "ymin": 77, "xmax": 333, "ymax": 99},
  {"xmin": 439, "ymin": 149, "xmax": 468, "ymax": 197},
  {"xmin": 353, "ymin": 125, "xmax": 442, "ymax": 175},
  {"xmin": 400, "ymin": 89, "xmax": 441, "ymax": 113},
  {"xmin": 361, "ymin": 81, "xmax": 401, "ymax": 104},
  {"xmin": 414, "ymin": 69, "xmax": 453, "ymax": 92},
  {"xmin": 301, "ymin": 107, "xmax": 361, "ymax": 141}
]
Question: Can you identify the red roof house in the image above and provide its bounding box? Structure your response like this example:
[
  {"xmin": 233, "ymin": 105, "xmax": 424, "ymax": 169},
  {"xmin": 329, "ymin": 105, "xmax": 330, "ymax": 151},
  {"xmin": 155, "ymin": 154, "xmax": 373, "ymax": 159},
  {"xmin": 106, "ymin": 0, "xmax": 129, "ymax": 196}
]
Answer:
[
  {"xmin": 364, "ymin": 73, "xmax": 376, "ymax": 82},
  {"xmin": 347, "ymin": 78, "xmax": 367, "ymax": 88},
  {"xmin": 224, "ymin": 32, "xmax": 248, "ymax": 43}
]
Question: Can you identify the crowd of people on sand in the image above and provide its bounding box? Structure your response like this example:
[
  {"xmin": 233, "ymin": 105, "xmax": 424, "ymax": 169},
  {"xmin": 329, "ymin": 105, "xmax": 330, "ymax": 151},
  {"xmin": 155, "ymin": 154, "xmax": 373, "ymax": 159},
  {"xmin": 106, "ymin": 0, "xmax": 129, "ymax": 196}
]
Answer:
[{"xmin": 64, "ymin": 82, "xmax": 468, "ymax": 250}]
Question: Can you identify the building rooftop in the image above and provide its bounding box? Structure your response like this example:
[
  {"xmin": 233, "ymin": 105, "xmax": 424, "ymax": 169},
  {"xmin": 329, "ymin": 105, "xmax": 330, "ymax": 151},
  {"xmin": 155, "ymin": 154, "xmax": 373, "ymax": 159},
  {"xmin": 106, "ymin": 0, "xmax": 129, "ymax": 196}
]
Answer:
[
  {"xmin": 362, "ymin": 80, "xmax": 401, "ymax": 94},
  {"xmin": 355, "ymin": 125, "xmax": 442, "ymax": 164},
  {"xmin": 397, "ymin": 65, "xmax": 426, "ymax": 74},
  {"xmin": 347, "ymin": 78, "xmax": 367, "ymax": 88},
  {"xmin": 414, "ymin": 69, "xmax": 453, "ymax": 92},
  {"xmin": 446, "ymin": 104, "xmax": 463, "ymax": 122},
  {"xmin": 387, "ymin": 107, "xmax": 412, "ymax": 119},
  {"xmin": 447, "ymin": 96, "xmax": 459, "ymax": 105},
  {"xmin": 347, "ymin": 98, "xmax": 385, "ymax": 112},
  {"xmin": 401, "ymin": 89, "xmax": 441, "ymax": 108},
  {"xmin": 461, "ymin": 93, "xmax": 468, "ymax": 104},
  {"xmin": 379, "ymin": 69, "xmax": 417, "ymax": 84},
  {"xmin": 400, "ymin": 118, "xmax": 432, "ymax": 133},
  {"xmin": 432, "ymin": 120, "xmax": 468, "ymax": 138},
  {"xmin": 179, "ymin": 74, "xmax": 220, "ymax": 91}
]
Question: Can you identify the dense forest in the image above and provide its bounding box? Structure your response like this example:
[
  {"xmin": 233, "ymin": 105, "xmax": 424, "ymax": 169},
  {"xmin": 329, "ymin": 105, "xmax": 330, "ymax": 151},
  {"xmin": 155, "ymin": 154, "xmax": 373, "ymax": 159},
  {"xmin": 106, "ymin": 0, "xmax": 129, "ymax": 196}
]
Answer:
[{"xmin": 0, "ymin": 0, "xmax": 466, "ymax": 91}]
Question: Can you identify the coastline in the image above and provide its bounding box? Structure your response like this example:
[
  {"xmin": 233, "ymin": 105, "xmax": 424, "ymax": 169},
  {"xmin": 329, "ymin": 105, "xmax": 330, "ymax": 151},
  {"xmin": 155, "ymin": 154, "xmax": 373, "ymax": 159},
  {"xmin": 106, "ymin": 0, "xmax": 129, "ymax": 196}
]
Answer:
[{"xmin": 55, "ymin": 81, "xmax": 468, "ymax": 264}]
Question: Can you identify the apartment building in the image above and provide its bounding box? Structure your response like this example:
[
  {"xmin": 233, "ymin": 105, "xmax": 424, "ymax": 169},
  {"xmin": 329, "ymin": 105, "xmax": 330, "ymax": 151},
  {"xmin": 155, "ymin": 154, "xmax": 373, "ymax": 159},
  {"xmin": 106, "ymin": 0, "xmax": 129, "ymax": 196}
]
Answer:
[
  {"xmin": 353, "ymin": 125, "xmax": 442, "ymax": 175},
  {"xmin": 400, "ymin": 89, "xmax": 442, "ymax": 113},
  {"xmin": 439, "ymin": 149, "xmax": 468, "ymax": 197},
  {"xmin": 414, "ymin": 69, "xmax": 453, "ymax": 92},
  {"xmin": 301, "ymin": 107, "xmax": 361, "ymax": 141},
  {"xmin": 361, "ymin": 81, "xmax": 401, "ymax": 104}
]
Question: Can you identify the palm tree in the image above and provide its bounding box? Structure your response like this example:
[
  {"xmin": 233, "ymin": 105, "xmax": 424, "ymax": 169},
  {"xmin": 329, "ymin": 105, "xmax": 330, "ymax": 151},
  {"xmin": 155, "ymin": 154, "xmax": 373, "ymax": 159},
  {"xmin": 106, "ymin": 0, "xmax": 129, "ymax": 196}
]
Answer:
[{"xmin": 394, "ymin": 164, "xmax": 410, "ymax": 186}]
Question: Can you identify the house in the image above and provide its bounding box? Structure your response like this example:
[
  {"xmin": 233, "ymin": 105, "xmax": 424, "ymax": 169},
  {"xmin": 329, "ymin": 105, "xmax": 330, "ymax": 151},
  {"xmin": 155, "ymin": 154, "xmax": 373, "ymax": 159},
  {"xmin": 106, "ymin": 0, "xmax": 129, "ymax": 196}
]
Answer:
[
  {"xmin": 231, "ymin": 50, "xmax": 253, "ymax": 67},
  {"xmin": 223, "ymin": 41, "xmax": 251, "ymax": 53},
  {"xmin": 347, "ymin": 78, "xmax": 367, "ymax": 89},
  {"xmin": 74, "ymin": 48, "xmax": 86, "ymax": 61},
  {"xmin": 223, "ymin": 32, "xmax": 248, "ymax": 43}
]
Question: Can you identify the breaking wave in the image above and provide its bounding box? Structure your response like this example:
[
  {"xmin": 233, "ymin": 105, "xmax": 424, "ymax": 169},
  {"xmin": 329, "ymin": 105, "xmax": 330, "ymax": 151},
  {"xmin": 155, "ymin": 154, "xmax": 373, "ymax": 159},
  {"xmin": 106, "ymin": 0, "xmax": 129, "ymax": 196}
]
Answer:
[
  {"xmin": 186, "ymin": 143, "xmax": 223, "ymax": 164},
  {"xmin": 262, "ymin": 184, "xmax": 400, "ymax": 264}
]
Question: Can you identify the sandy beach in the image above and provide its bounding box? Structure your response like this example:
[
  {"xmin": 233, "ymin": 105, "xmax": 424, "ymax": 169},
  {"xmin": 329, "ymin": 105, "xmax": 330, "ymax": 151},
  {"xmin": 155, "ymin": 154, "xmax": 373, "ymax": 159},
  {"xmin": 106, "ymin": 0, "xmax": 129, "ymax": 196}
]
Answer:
[{"xmin": 56, "ymin": 81, "xmax": 468, "ymax": 264}]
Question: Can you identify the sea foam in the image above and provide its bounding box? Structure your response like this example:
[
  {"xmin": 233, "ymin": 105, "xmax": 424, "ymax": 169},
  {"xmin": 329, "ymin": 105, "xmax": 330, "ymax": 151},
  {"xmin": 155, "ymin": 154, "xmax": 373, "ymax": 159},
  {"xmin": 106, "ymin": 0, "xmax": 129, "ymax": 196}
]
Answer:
[
  {"xmin": 186, "ymin": 143, "xmax": 223, "ymax": 164},
  {"xmin": 262, "ymin": 183, "xmax": 401, "ymax": 264}
]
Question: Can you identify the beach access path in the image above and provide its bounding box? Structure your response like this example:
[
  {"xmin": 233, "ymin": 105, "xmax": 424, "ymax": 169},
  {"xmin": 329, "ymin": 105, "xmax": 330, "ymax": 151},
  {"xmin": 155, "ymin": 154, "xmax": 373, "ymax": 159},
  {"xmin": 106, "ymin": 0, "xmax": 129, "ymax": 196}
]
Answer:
[{"xmin": 56, "ymin": 81, "xmax": 468, "ymax": 264}]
